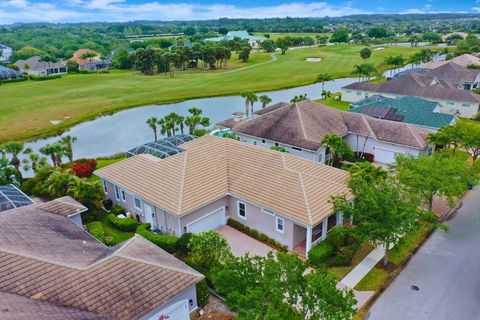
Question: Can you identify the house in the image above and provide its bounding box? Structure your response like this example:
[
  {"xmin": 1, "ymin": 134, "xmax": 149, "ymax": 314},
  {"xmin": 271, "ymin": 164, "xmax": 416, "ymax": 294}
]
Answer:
[
  {"xmin": 0, "ymin": 65, "xmax": 24, "ymax": 81},
  {"xmin": 14, "ymin": 56, "xmax": 67, "ymax": 76},
  {"xmin": 95, "ymin": 135, "xmax": 352, "ymax": 257},
  {"xmin": 0, "ymin": 44, "xmax": 12, "ymax": 62},
  {"xmin": 0, "ymin": 196, "xmax": 203, "ymax": 320},
  {"xmin": 69, "ymin": 49, "xmax": 111, "ymax": 71},
  {"xmin": 349, "ymin": 95, "xmax": 457, "ymax": 130},
  {"xmin": 342, "ymin": 73, "xmax": 480, "ymax": 118},
  {"xmin": 419, "ymin": 53, "xmax": 480, "ymax": 69},
  {"xmin": 218, "ymin": 99, "xmax": 431, "ymax": 164},
  {"xmin": 205, "ymin": 30, "xmax": 267, "ymax": 48}
]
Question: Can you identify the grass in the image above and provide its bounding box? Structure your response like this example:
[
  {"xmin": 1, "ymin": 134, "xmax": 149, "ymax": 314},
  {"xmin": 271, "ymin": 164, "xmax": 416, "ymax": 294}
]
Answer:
[
  {"xmin": 0, "ymin": 45, "xmax": 420, "ymax": 143},
  {"xmin": 355, "ymin": 268, "xmax": 390, "ymax": 291},
  {"xmin": 315, "ymin": 98, "xmax": 351, "ymax": 111},
  {"xmin": 96, "ymin": 213, "xmax": 134, "ymax": 246},
  {"xmin": 253, "ymin": 32, "xmax": 324, "ymax": 42}
]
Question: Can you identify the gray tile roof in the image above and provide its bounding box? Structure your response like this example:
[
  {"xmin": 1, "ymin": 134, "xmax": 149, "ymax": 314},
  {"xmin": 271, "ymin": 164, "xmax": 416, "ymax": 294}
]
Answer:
[{"xmin": 14, "ymin": 56, "xmax": 66, "ymax": 71}]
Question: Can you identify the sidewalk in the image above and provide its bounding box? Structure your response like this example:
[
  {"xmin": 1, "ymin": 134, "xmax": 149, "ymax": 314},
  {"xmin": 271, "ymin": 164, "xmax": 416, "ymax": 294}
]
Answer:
[{"xmin": 340, "ymin": 245, "xmax": 386, "ymax": 289}]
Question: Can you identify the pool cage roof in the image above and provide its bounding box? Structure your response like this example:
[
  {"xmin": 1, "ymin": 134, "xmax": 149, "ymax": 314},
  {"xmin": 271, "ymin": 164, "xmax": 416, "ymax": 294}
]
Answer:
[
  {"xmin": 0, "ymin": 185, "xmax": 34, "ymax": 213},
  {"xmin": 0, "ymin": 66, "xmax": 24, "ymax": 81},
  {"xmin": 126, "ymin": 134, "xmax": 196, "ymax": 159}
]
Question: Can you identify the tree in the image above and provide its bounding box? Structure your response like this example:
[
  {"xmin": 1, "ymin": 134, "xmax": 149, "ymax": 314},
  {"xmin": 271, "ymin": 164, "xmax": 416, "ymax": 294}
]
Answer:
[
  {"xmin": 240, "ymin": 91, "xmax": 257, "ymax": 117},
  {"xmin": 260, "ymin": 39, "xmax": 276, "ymax": 52},
  {"xmin": 22, "ymin": 149, "xmax": 47, "ymax": 173},
  {"xmin": 316, "ymin": 34, "xmax": 329, "ymax": 46},
  {"xmin": 47, "ymin": 169, "xmax": 75, "ymax": 198},
  {"xmin": 113, "ymin": 48, "xmax": 133, "ymax": 69},
  {"xmin": 66, "ymin": 60, "xmax": 79, "ymax": 73},
  {"xmin": 393, "ymin": 153, "xmax": 474, "ymax": 211},
  {"xmin": 352, "ymin": 63, "xmax": 374, "ymax": 81},
  {"xmin": 60, "ymin": 135, "xmax": 78, "ymax": 163},
  {"xmin": 133, "ymin": 47, "xmax": 156, "ymax": 75},
  {"xmin": 275, "ymin": 37, "xmax": 290, "ymax": 55},
  {"xmin": 259, "ymin": 95, "xmax": 272, "ymax": 108},
  {"xmin": 367, "ymin": 26, "xmax": 388, "ymax": 38},
  {"xmin": 316, "ymin": 73, "xmax": 332, "ymax": 91},
  {"xmin": 183, "ymin": 26, "xmax": 196, "ymax": 36},
  {"xmin": 330, "ymin": 28, "xmax": 349, "ymax": 43},
  {"xmin": 291, "ymin": 94, "xmax": 308, "ymax": 103},
  {"xmin": 320, "ymin": 134, "xmax": 353, "ymax": 167},
  {"xmin": 332, "ymin": 175, "xmax": 423, "ymax": 266},
  {"xmin": 40, "ymin": 142, "xmax": 65, "ymax": 167},
  {"xmin": 188, "ymin": 231, "xmax": 232, "ymax": 274},
  {"xmin": 1, "ymin": 142, "xmax": 24, "ymax": 171},
  {"xmin": 457, "ymin": 121, "xmax": 480, "ymax": 162},
  {"xmin": 67, "ymin": 177, "xmax": 104, "ymax": 209},
  {"xmin": 360, "ymin": 47, "xmax": 372, "ymax": 61},
  {"xmin": 185, "ymin": 107, "xmax": 210, "ymax": 135},
  {"xmin": 422, "ymin": 32, "xmax": 442, "ymax": 43},
  {"xmin": 0, "ymin": 155, "xmax": 21, "ymax": 186},
  {"xmin": 238, "ymin": 46, "xmax": 251, "ymax": 62},
  {"xmin": 348, "ymin": 161, "xmax": 388, "ymax": 184},
  {"xmin": 146, "ymin": 117, "xmax": 159, "ymax": 141},
  {"xmin": 211, "ymin": 252, "xmax": 356, "ymax": 320}
]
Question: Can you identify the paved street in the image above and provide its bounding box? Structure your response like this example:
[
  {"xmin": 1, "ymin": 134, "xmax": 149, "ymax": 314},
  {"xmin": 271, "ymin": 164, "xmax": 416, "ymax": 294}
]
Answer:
[{"xmin": 367, "ymin": 187, "xmax": 480, "ymax": 320}]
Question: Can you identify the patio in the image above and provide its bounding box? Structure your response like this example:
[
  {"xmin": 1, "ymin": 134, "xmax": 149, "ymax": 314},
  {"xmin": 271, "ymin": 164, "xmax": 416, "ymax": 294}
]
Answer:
[{"xmin": 217, "ymin": 225, "xmax": 274, "ymax": 257}]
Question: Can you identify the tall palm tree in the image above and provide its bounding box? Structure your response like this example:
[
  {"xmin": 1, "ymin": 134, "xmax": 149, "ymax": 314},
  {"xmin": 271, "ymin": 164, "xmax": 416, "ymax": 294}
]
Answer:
[
  {"xmin": 60, "ymin": 135, "xmax": 78, "ymax": 163},
  {"xmin": 0, "ymin": 155, "xmax": 21, "ymax": 186},
  {"xmin": 241, "ymin": 91, "xmax": 256, "ymax": 117},
  {"xmin": 247, "ymin": 93, "xmax": 258, "ymax": 118},
  {"xmin": 67, "ymin": 177, "xmax": 104, "ymax": 209},
  {"xmin": 320, "ymin": 134, "xmax": 353, "ymax": 167},
  {"xmin": 316, "ymin": 73, "xmax": 332, "ymax": 91},
  {"xmin": 1, "ymin": 142, "xmax": 24, "ymax": 171},
  {"xmin": 22, "ymin": 148, "xmax": 47, "ymax": 173},
  {"xmin": 40, "ymin": 142, "xmax": 65, "ymax": 167},
  {"xmin": 146, "ymin": 116, "xmax": 159, "ymax": 141},
  {"xmin": 259, "ymin": 95, "xmax": 272, "ymax": 109}
]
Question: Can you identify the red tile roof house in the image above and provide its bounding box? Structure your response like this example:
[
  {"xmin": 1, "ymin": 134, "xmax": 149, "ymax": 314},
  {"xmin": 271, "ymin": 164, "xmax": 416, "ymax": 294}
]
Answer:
[
  {"xmin": 217, "ymin": 99, "xmax": 432, "ymax": 165},
  {"xmin": 95, "ymin": 135, "xmax": 353, "ymax": 258},
  {"xmin": 0, "ymin": 197, "xmax": 203, "ymax": 320}
]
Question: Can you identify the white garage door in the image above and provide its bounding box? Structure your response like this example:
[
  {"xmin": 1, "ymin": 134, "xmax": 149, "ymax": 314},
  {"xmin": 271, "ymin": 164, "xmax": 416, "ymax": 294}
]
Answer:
[
  {"xmin": 187, "ymin": 208, "xmax": 225, "ymax": 233},
  {"xmin": 374, "ymin": 148, "xmax": 397, "ymax": 164},
  {"xmin": 152, "ymin": 299, "xmax": 189, "ymax": 320}
]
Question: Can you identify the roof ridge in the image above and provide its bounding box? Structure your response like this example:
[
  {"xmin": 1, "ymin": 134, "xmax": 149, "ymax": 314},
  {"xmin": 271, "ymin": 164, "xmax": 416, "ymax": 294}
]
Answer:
[
  {"xmin": 406, "ymin": 124, "xmax": 424, "ymax": 148},
  {"xmin": 177, "ymin": 152, "xmax": 188, "ymax": 213},
  {"xmin": 298, "ymin": 174, "xmax": 313, "ymax": 225},
  {"xmin": 360, "ymin": 115, "xmax": 377, "ymax": 139},
  {"xmin": 295, "ymin": 102, "xmax": 308, "ymax": 139}
]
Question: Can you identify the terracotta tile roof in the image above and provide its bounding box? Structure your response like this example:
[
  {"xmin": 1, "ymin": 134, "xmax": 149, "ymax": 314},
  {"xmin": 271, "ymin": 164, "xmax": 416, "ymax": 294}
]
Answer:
[
  {"xmin": 419, "ymin": 54, "xmax": 480, "ymax": 69},
  {"xmin": 228, "ymin": 100, "xmax": 429, "ymax": 151},
  {"xmin": 95, "ymin": 135, "xmax": 351, "ymax": 225},
  {"xmin": 69, "ymin": 48, "xmax": 101, "ymax": 64},
  {"xmin": 0, "ymin": 199, "xmax": 203, "ymax": 320}
]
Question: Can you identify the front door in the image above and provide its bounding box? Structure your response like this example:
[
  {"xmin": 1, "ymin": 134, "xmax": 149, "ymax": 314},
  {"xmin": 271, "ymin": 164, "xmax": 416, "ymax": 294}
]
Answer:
[{"xmin": 143, "ymin": 204, "xmax": 155, "ymax": 228}]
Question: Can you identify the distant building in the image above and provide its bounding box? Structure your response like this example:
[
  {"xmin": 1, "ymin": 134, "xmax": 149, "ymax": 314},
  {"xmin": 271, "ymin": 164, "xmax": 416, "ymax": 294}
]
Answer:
[
  {"xmin": 0, "ymin": 65, "xmax": 24, "ymax": 81},
  {"xmin": 205, "ymin": 30, "xmax": 267, "ymax": 48},
  {"xmin": 70, "ymin": 48, "xmax": 111, "ymax": 71},
  {"xmin": 14, "ymin": 56, "xmax": 67, "ymax": 76},
  {"xmin": 419, "ymin": 53, "xmax": 480, "ymax": 70},
  {"xmin": 0, "ymin": 44, "xmax": 12, "ymax": 62}
]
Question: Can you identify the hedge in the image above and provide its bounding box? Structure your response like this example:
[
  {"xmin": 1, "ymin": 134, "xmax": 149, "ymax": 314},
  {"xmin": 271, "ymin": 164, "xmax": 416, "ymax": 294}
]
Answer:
[
  {"xmin": 196, "ymin": 280, "xmax": 210, "ymax": 308},
  {"xmin": 227, "ymin": 219, "xmax": 288, "ymax": 252},
  {"xmin": 308, "ymin": 241, "xmax": 334, "ymax": 266},
  {"xmin": 107, "ymin": 213, "xmax": 139, "ymax": 232},
  {"xmin": 87, "ymin": 221, "xmax": 105, "ymax": 242},
  {"xmin": 29, "ymin": 74, "xmax": 62, "ymax": 81},
  {"xmin": 136, "ymin": 223, "xmax": 178, "ymax": 253}
]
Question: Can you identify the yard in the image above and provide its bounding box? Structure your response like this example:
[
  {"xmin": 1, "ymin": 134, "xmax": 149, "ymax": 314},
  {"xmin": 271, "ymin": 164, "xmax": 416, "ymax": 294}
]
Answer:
[
  {"xmin": 315, "ymin": 98, "xmax": 351, "ymax": 111},
  {"xmin": 0, "ymin": 45, "xmax": 420, "ymax": 143}
]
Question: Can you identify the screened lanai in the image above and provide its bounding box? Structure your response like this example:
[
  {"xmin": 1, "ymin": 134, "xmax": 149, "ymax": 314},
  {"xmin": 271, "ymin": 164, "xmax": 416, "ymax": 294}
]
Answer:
[
  {"xmin": 126, "ymin": 134, "xmax": 196, "ymax": 159},
  {"xmin": 0, "ymin": 185, "xmax": 34, "ymax": 213},
  {"xmin": 0, "ymin": 66, "xmax": 24, "ymax": 81}
]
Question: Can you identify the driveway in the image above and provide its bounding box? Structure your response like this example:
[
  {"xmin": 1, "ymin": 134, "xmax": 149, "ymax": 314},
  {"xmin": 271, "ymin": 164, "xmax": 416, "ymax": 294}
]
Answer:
[
  {"xmin": 218, "ymin": 225, "xmax": 274, "ymax": 257},
  {"xmin": 367, "ymin": 187, "xmax": 480, "ymax": 320}
]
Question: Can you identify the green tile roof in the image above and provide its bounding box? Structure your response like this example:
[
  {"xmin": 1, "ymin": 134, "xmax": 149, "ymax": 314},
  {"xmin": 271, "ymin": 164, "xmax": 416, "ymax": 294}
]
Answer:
[{"xmin": 349, "ymin": 95, "xmax": 455, "ymax": 129}]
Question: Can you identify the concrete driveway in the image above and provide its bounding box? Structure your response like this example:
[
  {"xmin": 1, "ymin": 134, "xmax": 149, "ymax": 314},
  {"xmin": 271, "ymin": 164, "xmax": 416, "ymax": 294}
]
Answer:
[
  {"xmin": 367, "ymin": 187, "xmax": 480, "ymax": 320},
  {"xmin": 218, "ymin": 225, "xmax": 274, "ymax": 257}
]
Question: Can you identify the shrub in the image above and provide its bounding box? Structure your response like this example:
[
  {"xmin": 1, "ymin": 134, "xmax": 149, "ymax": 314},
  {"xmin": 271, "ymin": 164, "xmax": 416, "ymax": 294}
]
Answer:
[
  {"xmin": 20, "ymin": 178, "xmax": 36, "ymax": 195},
  {"xmin": 176, "ymin": 232, "xmax": 193, "ymax": 256},
  {"xmin": 110, "ymin": 204, "xmax": 126, "ymax": 215},
  {"xmin": 107, "ymin": 213, "xmax": 139, "ymax": 232},
  {"xmin": 136, "ymin": 223, "xmax": 178, "ymax": 253},
  {"xmin": 331, "ymin": 255, "xmax": 351, "ymax": 266},
  {"xmin": 29, "ymin": 74, "xmax": 62, "ymax": 81},
  {"xmin": 308, "ymin": 241, "xmax": 334, "ymax": 266},
  {"xmin": 87, "ymin": 221, "xmax": 105, "ymax": 242},
  {"xmin": 82, "ymin": 209, "xmax": 103, "ymax": 224},
  {"xmin": 196, "ymin": 280, "xmax": 210, "ymax": 308},
  {"xmin": 226, "ymin": 219, "xmax": 288, "ymax": 252},
  {"xmin": 327, "ymin": 226, "xmax": 356, "ymax": 249},
  {"xmin": 70, "ymin": 159, "xmax": 97, "ymax": 177},
  {"xmin": 103, "ymin": 199, "xmax": 113, "ymax": 210}
]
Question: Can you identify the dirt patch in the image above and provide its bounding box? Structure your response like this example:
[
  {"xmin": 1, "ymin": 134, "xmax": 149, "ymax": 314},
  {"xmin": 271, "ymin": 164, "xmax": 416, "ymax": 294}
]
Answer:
[{"xmin": 197, "ymin": 312, "xmax": 235, "ymax": 320}]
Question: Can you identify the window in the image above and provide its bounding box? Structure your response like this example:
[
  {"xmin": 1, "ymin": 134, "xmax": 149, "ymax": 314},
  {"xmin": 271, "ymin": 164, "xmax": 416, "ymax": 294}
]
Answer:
[
  {"xmin": 121, "ymin": 189, "xmax": 126, "ymax": 202},
  {"xmin": 114, "ymin": 186, "xmax": 120, "ymax": 200},
  {"xmin": 356, "ymin": 91, "xmax": 362, "ymax": 96},
  {"xmin": 261, "ymin": 139, "xmax": 266, "ymax": 144},
  {"xmin": 134, "ymin": 197, "xmax": 142, "ymax": 210},
  {"xmin": 262, "ymin": 208, "xmax": 274, "ymax": 216},
  {"xmin": 346, "ymin": 90, "xmax": 351, "ymax": 93},
  {"xmin": 292, "ymin": 147, "xmax": 302, "ymax": 151},
  {"xmin": 102, "ymin": 179, "xmax": 108, "ymax": 193},
  {"xmin": 253, "ymin": 141, "xmax": 257, "ymax": 146},
  {"xmin": 447, "ymin": 102, "xmax": 454, "ymax": 106},
  {"xmin": 276, "ymin": 216, "xmax": 284, "ymax": 233},
  {"xmin": 237, "ymin": 201, "xmax": 246, "ymax": 220},
  {"xmin": 275, "ymin": 142, "xmax": 279, "ymax": 147},
  {"xmin": 462, "ymin": 103, "xmax": 470, "ymax": 107}
]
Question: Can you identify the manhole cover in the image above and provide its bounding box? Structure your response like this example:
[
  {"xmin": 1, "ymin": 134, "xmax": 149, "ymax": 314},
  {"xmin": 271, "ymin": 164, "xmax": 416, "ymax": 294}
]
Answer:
[{"xmin": 411, "ymin": 285, "xmax": 420, "ymax": 291}]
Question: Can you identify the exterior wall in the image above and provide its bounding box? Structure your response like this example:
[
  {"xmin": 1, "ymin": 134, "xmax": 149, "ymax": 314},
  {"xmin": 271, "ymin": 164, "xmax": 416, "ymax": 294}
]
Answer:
[
  {"xmin": 68, "ymin": 213, "xmax": 83, "ymax": 227},
  {"xmin": 235, "ymin": 133, "xmax": 324, "ymax": 163},
  {"xmin": 0, "ymin": 46, "xmax": 12, "ymax": 62},
  {"xmin": 342, "ymin": 88, "xmax": 480, "ymax": 118},
  {"xmin": 140, "ymin": 285, "xmax": 198, "ymax": 320}
]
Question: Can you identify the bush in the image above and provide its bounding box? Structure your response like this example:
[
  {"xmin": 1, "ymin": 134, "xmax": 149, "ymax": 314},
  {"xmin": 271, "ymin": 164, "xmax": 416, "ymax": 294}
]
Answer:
[
  {"xmin": 20, "ymin": 178, "xmax": 36, "ymax": 195},
  {"xmin": 107, "ymin": 213, "xmax": 139, "ymax": 232},
  {"xmin": 176, "ymin": 232, "xmax": 193, "ymax": 256},
  {"xmin": 111, "ymin": 204, "xmax": 126, "ymax": 215},
  {"xmin": 29, "ymin": 74, "xmax": 62, "ymax": 81},
  {"xmin": 331, "ymin": 255, "xmax": 351, "ymax": 266},
  {"xmin": 196, "ymin": 280, "xmax": 210, "ymax": 308},
  {"xmin": 70, "ymin": 159, "xmax": 97, "ymax": 177},
  {"xmin": 226, "ymin": 219, "xmax": 288, "ymax": 252},
  {"xmin": 87, "ymin": 221, "xmax": 105, "ymax": 241},
  {"xmin": 136, "ymin": 223, "xmax": 178, "ymax": 253},
  {"xmin": 103, "ymin": 199, "xmax": 113, "ymax": 210},
  {"xmin": 308, "ymin": 241, "xmax": 334, "ymax": 266},
  {"xmin": 326, "ymin": 226, "xmax": 356, "ymax": 248},
  {"xmin": 82, "ymin": 209, "xmax": 103, "ymax": 224}
]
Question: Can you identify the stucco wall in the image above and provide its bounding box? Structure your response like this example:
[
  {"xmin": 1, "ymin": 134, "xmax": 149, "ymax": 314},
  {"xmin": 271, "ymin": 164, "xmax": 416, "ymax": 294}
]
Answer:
[{"xmin": 140, "ymin": 285, "xmax": 198, "ymax": 320}]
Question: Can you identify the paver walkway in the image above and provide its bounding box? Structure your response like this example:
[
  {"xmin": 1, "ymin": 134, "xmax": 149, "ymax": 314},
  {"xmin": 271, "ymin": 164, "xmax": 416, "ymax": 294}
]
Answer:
[
  {"xmin": 340, "ymin": 245, "xmax": 386, "ymax": 289},
  {"xmin": 217, "ymin": 225, "xmax": 273, "ymax": 257}
]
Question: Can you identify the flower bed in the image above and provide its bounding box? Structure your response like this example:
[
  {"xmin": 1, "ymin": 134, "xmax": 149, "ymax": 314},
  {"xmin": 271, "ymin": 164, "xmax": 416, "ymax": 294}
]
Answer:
[{"xmin": 227, "ymin": 219, "xmax": 288, "ymax": 252}]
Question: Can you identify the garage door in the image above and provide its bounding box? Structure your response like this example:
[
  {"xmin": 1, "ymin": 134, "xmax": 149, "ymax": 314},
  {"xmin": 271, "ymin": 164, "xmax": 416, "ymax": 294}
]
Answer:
[
  {"xmin": 187, "ymin": 208, "xmax": 225, "ymax": 233},
  {"xmin": 374, "ymin": 148, "xmax": 397, "ymax": 164},
  {"xmin": 154, "ymin": 299, "xmax": 189, "ymax": 320}
]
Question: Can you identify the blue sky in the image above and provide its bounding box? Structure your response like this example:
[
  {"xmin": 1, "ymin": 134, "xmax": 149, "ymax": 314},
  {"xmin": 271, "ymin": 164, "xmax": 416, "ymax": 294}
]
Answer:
[{"xmin": 0, "ymin": 0, "xmax": 479, "ymax": 24}]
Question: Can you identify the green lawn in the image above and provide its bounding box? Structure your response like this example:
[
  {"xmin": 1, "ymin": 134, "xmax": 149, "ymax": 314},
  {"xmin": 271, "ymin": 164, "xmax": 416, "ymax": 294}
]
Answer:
[
  {"xmin": 355, "ymin": 268, "xmax": 390, "ymax": 291},
  {"xmin": 315, "ymin": 98, "xmax": 351, "ymax": 111},
  {"xmin": 329, "ymin": 243, "xmax": 375, "ymax": 280},
  {"xmin": 253, "ymin": 32, "xmax": 324, "ymax": 42},
  {"xmin": 90, "ymin": 213, "xmax": 134, "ymax": 246},
  {"xmin": 0, "ymin": 45, "xmax": 420, "ymax": 143}
]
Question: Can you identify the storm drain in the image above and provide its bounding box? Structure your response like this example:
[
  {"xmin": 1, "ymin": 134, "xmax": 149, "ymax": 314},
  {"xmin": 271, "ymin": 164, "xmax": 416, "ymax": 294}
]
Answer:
[{"xmin": 410, "ymin": 285, "xmax": 420, "ymax": 291}]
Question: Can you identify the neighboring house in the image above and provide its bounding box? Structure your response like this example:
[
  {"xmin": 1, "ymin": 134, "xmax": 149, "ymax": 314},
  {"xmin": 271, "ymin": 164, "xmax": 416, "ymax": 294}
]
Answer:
[
  {"xmin": 70, "ymin": 48, "xmax": 111, "ymax": 71},
  {"xmin": 0, "ymin": 65, "xmax": 24, "ymax": 81},
  {"xmin": 14, "ymin": 56, "xmax": 67, "ymax": 76},
  {"xmin": 0, "ymin": 196, "xmax": 203, "ymax": 320},
  {"xmin": 425, "ymin": 61, "xmax": 480, "ymax": 90},
  {"xmin": 218, "ymin": 100, "xmax": 431, "ymax": 164},
  {"xmin": 0, "ymin": 44, "xmax": 12, "ymax": 62},
  {"xmin": 342, "ymin": 73, "xmax": 480, "ymax": 118},
  {"xmin": 205, "ymin": 30, "xmax": 267, "ymax": 48},
  {"xmin": 349, "ymin": 95, "xmax": 457, "ymax": 130},
  {"xmin": 0, "ymin": 184, "xmax": 33, "ymax": 212},
  {"xmin": 95, "ymin": 135, "xmax": 351, "ymax": 257},
  {"xmin": 419, "ymin": 53, "xmax": 480, "ymax": 69}
]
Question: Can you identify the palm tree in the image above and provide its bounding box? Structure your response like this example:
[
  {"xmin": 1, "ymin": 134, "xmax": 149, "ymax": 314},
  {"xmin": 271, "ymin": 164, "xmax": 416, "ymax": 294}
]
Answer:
[
  {"xmin": 0, "ymin": 155, "xmax": 21, "ymax": 186},
  {"xmin": 185, "ymin": 108, "xmax": 211, "ymax": 135},
  {"xmin": 47, "ymin": 169, "xmax": 74, "ymax": 198},
  {"xmin": 316, "ymin": 73, "xmax": 332, "ymax": 91},
  {"xmin": 22, "ymin": 148, "xmax": 47, "ymax": 173},
  {"xmin": 320, "ymin": 134, "xmax": 353, "ymax": 167},
  {"xmin": 67, "ymin": 177, "xmax": 104, "ymax": 209},
  {"xmin": 352, "ymin": 64, "xmax": 364, "ymax": 82},
  {"xmin": 241, "ymin": 91, "xmax": 256, "ymax": 117},
  {"xmin": 259, "ymin": 95, "xmax": 272, "ymax": 109},
  {"xmin": 360, "ymin": 47, "xmax": 371, "ymax": 61},
  {"xmin": 349, "ymin": 162, "xmax": 387, "ymax": 183},
  {"xmin": 157, "ymin": 118, "xmax": 171, "ymax": 137},
  {"xmin": 321, "ymin": 90, "xmax": 332, "ymax": 100},
  {"xmin": 248, "ymin": 93, "xmax": 258, "ymax": 117},
  {"xmin": 60, "ymin": 135, "xmax": 77, "ymax": 163},
  {"xmin": 146, "ymin": 117, "xmax": 159, "ymax": 141},
  {"xmin": 1, "ymin": 142, "xmax": 24, "ymax": 171},
  {"xmin": 40, "ymin": 142, "xmax": 65, "ymax": 167}
]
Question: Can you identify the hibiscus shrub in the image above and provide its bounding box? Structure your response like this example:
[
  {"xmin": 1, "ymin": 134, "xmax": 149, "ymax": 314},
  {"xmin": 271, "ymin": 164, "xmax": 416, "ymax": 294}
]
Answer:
[{"xmin": 71, "ymin": 159, "xmax": 97, "ymax": 178}]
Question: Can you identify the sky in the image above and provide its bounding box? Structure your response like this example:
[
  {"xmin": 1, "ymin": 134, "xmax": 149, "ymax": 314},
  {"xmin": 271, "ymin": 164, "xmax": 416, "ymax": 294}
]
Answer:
[{"xmin": 0, "ymin": 0, "xmax": 479, "ymax": 24}]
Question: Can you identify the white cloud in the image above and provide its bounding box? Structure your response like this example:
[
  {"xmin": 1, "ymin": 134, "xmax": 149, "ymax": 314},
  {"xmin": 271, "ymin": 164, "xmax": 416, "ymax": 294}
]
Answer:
[{"xmin": 0, "ymin": 0, "xmax": 369, "ymax": 24}]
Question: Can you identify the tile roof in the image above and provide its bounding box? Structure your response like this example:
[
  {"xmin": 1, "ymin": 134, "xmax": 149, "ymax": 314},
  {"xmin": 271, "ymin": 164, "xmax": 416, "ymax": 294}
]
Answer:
[
  {"xmin": 14, "ymin": 56, "xmax": 66, "ymax": 71},
  {"xmin": 95, "ymin": 135, "xmax": 351, "ymax": 226},
  {"xmin": 350, "ymin": 95, "xmax": 456, "ymax": 129},
  {"xmin": 419, "ymin": 54, "xmax": 480, "ymax": 69},
  {"xmin": 227, "ymin": 100, "xmax": 429, "ymax": 151},
  {"xmin": 427, "ymin": 61, "xmax": 479, "ymax": 85},
  {"xmin": 69, "ymin": 48, "xmax": 101, "ymax": 65},
  {"xmin": 343, "ymin": 73, "xmax": 480, "ymax": 104},
  {"xmin": 0, "ymin": 198, "xmax": 203, "ymax": 320}
]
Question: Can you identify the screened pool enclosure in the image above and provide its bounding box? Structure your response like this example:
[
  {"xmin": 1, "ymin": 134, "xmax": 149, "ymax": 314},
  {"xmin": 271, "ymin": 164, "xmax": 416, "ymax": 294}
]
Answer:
[
  {"xmin": 126, "ymin": 134, "xmax": 196, "ymax": 159},
  {"xmin": 0, "ymin": 185, "xmax": 34, "ymax": 212},
  {"xmin": 0, "ymin": 66, "xmax": 23, "ymax": 81}
]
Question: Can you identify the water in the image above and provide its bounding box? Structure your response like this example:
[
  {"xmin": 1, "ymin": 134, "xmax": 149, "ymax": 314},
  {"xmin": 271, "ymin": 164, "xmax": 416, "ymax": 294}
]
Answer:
[{"xmin": 23, "ymin": 77, "xmax": 358, "ymax": 162}]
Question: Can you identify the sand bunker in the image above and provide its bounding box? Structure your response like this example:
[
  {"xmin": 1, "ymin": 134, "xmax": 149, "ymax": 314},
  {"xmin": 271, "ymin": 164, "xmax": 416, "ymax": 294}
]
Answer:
[{"xmin": 305, "ymin": 57, "xmax": 322, "ymax": 62}]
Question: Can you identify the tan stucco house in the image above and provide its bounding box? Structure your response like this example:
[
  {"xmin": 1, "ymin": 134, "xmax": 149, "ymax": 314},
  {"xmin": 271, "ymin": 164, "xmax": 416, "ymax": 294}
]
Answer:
[{"xmin": 95, "ymin": 135, "xmax": 352, "ymax": 256}]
